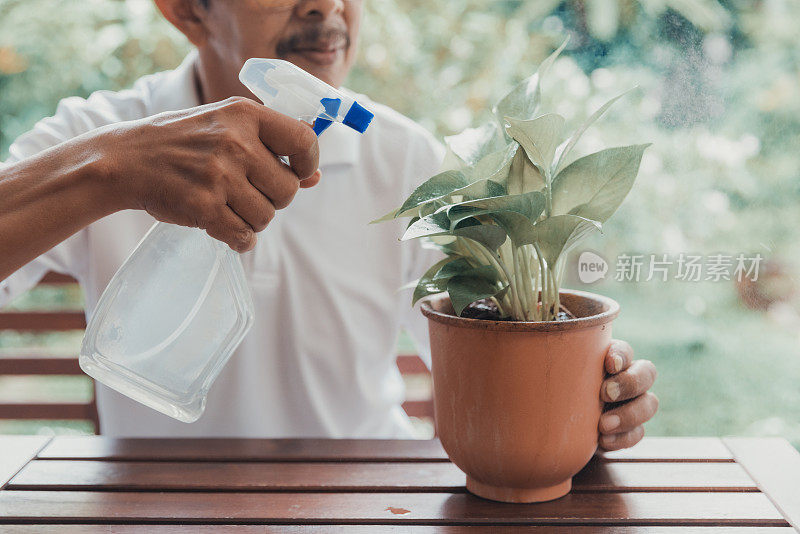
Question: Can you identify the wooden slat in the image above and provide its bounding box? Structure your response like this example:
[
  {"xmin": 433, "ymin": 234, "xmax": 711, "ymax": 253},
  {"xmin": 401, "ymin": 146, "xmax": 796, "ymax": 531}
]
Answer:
[
  {"xmin": 0, "ymin": 401, "xmax": 95, "ymax": 420},
  {"xmin": 725, "ymin": 437, "xmax": 800, "ymax": 530},
  {"xmin": 0, "ymin": 527, "xmax": 795, "ymax": 533},
  {"xmin": 8, "ymin": 460, "xmax": 462, "ymax": 492},
  {"xmin": 0, "ymin": 311, "xmax": 86, "ymax": 331},
  {"xmin": 0, "ymin": 353, "xmax": 423, "ymax": 379},
  {"xmin": 38, "ymin": 437, "xmax": 737, "ymax": 463},
  {"xmin": 397, "ymin": 354, "xmax": 430, "ymax": 375},
  {"xmin": 0, "ymin": 356, "xmax": 81, "ymax": 375},
  {"xmin": 0, "ymin": 491, "xmax": 787, "ymax": 525},
  {"xmin": 38, "ymin": 437, "xmax": 450, "ymax": 462},
  {"xmin": 39, "ymin": 272, "xmax": 78, "ymax": 285},
  {"xmin": 0, "ymin": 436, "xmax": 51, "ymax": 489},
  {"xmin": 573, "ymin": 459, "xmax": 757, "ymax": 492},
  {"xmin": 8, "ymin": 459, "xmax": 757, "ymax": 493},
  {"xmin": 402, "ymin": 400, "xmax": 434, "ymax": 419},
  {"xmin": 598, "ymin": 438, "xmax": 733, "ymax": 462}
]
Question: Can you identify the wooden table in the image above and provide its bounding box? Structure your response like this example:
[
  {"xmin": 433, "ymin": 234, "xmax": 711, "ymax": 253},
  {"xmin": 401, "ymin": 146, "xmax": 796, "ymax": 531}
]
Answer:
[{"xmin": 1, "ymin": 436, "xmax": 799, "ymax": 532}]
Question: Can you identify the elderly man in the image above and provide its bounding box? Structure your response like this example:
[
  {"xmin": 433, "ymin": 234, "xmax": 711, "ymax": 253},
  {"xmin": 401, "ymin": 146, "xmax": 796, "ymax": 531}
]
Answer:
[{"xmin": 0, "ymin": 0, "xmax": 657, "ymax": 449}]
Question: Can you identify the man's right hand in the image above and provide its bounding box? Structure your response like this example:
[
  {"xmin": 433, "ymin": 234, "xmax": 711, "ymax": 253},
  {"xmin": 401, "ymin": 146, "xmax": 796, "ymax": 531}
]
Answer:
[{"xmin": 96, "ymin": 96, "xmax": 320, "ymax": 252}]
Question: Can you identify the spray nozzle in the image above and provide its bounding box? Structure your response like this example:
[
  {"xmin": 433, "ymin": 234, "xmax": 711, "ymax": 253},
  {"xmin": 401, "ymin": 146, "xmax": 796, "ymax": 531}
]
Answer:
[{"xmin": 239, "ymin": 58, "xmax": 374, "ymax": 136}]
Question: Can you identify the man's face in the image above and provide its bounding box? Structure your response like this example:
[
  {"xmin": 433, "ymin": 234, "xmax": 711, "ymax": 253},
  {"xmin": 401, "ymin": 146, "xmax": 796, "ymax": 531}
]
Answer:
[{"xmin": 201, "ymin": 0, "xmax": 362, "ymax": 88}]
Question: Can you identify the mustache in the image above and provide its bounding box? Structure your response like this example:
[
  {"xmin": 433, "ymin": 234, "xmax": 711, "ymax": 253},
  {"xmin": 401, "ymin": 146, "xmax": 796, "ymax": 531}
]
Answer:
[{"xmin": 276, "ymin": 24, "xmax": 350, "ymax": 56}]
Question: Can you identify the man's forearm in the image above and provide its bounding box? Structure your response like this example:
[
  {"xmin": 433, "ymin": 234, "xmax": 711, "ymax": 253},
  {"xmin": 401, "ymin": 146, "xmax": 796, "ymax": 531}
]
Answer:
[{"xmin": 0, "ymin": 135, "xmax": 121, "ymax": 281}]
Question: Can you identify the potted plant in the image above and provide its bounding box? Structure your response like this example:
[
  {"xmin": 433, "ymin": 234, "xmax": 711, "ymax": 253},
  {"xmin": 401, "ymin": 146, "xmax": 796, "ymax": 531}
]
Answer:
[{"xmin": 375, "ymin": 41, "xmax": 649, "ymax": 503}]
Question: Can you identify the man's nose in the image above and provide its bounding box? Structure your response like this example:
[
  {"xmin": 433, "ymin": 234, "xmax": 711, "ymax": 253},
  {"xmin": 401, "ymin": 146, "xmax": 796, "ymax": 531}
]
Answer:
[{"xmin": 295, "ymin": 0, "xmax": 345, "ymax": 20}]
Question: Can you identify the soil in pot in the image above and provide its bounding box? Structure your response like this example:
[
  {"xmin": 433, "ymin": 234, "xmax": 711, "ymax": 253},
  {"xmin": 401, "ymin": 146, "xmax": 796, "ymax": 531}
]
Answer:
[{"xmin": 461, "ymin": 298, "xmax": 577, "ymax": 322}]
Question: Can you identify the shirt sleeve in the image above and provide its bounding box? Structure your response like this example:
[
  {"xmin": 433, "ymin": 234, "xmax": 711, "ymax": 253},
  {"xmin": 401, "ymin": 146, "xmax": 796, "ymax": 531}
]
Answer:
[
  {"xmin": 398, "ymin": 132, "xmax": 447, "ymax": 369},
  {"xmin": 0, "ymin": 97, "xmax": 97, "ymax": 307}
]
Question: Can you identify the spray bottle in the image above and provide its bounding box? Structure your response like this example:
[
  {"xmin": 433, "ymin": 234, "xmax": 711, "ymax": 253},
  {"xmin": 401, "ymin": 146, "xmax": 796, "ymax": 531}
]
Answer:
[{"xmin": 79, "ymin": 59, "xmax": 373, "ymax": 422}]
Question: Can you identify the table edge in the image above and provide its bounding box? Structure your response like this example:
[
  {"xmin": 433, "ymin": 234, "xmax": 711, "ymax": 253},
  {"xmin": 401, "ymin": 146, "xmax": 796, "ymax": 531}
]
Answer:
[{"xmin": 724, "ymin": 437, "xmax": 800, "ymax": 531}]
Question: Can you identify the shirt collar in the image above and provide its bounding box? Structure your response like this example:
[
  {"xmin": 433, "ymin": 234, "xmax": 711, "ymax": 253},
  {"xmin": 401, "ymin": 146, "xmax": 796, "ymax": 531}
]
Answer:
[
  {"xmin": 149, "ymin": 50, "xmax": 361, "ymax": 169},
  {"xmin": 147, "ymin": 50, "xmax": 202, "ymax": 115}
]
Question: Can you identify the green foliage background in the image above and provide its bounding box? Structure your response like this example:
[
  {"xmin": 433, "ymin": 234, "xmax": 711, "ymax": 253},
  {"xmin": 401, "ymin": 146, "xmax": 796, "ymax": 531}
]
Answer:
[{"xmin": 1, "ymin": 0, "xmax": 799, "ymax": 443}]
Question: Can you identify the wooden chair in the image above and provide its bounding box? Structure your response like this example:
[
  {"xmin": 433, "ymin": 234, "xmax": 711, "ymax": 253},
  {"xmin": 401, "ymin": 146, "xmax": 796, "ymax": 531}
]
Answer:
[
  {"xmin": 0, "ymin": 272, "xmax": 433, "ymax": 434},
  {"xmin": 0, "ymin": 272, "xmax": 99, "ymax": 431}
]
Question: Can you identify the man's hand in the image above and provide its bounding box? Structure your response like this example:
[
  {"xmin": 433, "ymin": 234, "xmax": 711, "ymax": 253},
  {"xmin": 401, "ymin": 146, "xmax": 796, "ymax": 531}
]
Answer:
[
  {"xmin": 598, "ymin": 339, "xmax": 658, "ymax": 451},
  {"xmin": 97, "ymin": 96, "xmax": 320, "ymax": 252}
]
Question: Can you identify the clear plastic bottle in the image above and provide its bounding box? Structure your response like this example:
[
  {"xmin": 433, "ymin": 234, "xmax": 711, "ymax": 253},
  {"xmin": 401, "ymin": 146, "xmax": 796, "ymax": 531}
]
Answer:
[{"xmin": 80, "ymin": 59, "xmax": 373, "ymax": 422}]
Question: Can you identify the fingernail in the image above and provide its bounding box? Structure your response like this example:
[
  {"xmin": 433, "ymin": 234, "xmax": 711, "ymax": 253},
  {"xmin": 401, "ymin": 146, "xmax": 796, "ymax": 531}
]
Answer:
[
  {"xmin": 612, "ymin": 353, "xmax": 624, "ymax": 373},
  {"xmin": 602, "ymin": 414, "xmax": 621, "ymax": 432},
  {"xmin": 606, "ymin": 381, "xmax": 621, "ymax": 401},
  {"xmin": 302, "ymin": 169, "xmax": 321, "ymax": 182}
]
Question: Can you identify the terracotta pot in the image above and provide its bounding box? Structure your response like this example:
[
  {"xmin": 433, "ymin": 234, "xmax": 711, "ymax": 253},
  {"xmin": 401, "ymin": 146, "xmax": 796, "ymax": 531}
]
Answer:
[{"xmin": 420, "ymin": 289, "xmax": 619, "ymax": 503}]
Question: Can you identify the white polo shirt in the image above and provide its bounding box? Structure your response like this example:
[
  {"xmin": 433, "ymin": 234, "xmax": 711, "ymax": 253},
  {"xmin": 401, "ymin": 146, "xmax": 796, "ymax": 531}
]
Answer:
[{"xmin": 0, "ymin": 52, "xmax": 444, "ymax": 438}]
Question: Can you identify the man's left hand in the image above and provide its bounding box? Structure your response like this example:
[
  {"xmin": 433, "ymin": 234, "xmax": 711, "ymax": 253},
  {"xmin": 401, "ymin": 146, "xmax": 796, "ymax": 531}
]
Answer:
[{"xmin": 598, "ymin": 339, "xmax": 658, "ymax": 451}]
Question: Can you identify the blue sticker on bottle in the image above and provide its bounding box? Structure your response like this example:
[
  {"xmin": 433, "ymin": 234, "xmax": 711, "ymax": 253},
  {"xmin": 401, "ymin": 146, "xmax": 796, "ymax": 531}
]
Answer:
[
  {"xmin": 312, "ymin": 118, "xmax": 333, "ymax": 135},
  {"xmin": 343, "ymin": 101, "xmax": 374, "ymax": 133},
  {"xmin": 320, "ymin": 97, "xmax": 341, "ymax": 118}
]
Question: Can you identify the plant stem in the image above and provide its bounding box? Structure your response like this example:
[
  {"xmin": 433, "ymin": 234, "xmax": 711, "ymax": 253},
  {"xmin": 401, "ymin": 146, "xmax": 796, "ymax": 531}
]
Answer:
[
  {"xmin": 498, "ymin": 241, "xmax": 524, "ymax": 320},
  {"xmin": 465, "ymin": 238, "xmax": 521, "ymax": 319},
  {"xmin": 511, "ymin": 245, "xmax": 530, "ymax": 318},
  {"xmin": 459, "ymin": 238, "xmax": 487, "ymax": 269},
  {"xmin": 533, "ymin": 243, "xmax": 549, "ymax": 321},
  {"xmin": 543, "ymin": 168, "xmax": 553, "ymax": 218},
  {"xmin": 527, "ymin": 246, "xmax": 542, "ymax": 320},
  {"xmin": 520, "ymin": 246, "xmax": 535, "ymax": 321},
  {"xmin": 489, "ymin": 296, "xmax": 507, "ymax": 316}
]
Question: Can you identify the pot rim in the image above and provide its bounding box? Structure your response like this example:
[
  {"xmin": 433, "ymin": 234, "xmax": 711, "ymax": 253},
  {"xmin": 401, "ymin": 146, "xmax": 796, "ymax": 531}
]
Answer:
[{"xmin": 420, "ymin": 288, "xmax": 620, "ymax": 332}]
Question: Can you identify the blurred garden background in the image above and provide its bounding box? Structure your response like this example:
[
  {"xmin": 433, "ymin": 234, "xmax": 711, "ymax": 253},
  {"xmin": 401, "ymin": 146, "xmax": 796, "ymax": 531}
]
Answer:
[{"xmin": 1, "ymin": 0, "xmax": 799, "ymax": 445}]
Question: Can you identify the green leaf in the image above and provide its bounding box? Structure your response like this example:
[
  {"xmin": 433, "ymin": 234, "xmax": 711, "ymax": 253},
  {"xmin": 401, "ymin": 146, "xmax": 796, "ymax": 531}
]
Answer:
[
  {"xmin": 505, "ymin": 113, "xmax": 566, "ymax": 173},
  {"xmin": 396, "ymin": 170, "xmax": 469, "ymax": 215},
  {"xmin": 449, "ymin": 178, "xmax": 507, "ymax": 203},
  {"xmin": 551, "ymin": 144, "xmax": 650, "ymax": 222},
  {"xmin": 419, "ymin": 198, "xmax": 448, "ymax": 218},
  {"xmin": 493, "ymin": 38, "xmax": 568, "ymax": 123},
  {"xmin": 401, "ymin": 211, "xmax": 452, "ymax": 241},
  {"xmin": 432, "ymin": 258, "xmax": 474, "ymax": 280},
  {"xmin": 412, "ymin": 258, "xmax": 502, "ymax": 308},
  {"xmin": 489, "ymin": 211, "xmax": 541, "ymax": 247},
  {"xmin": 421, "ymin": 235, "xmax": 460, "ymax": 256},
  {"xmin": 507, "ymin": 146, "xmax": 545, "ymax": 195},
  {"xmin": 444, "ymin": 122, "xmax": 505, "ymax": 165},
  {"xmin": 447, "ymin": 191, "xmax": 546, "ymax": 224},
  {"xmin": 394, "ymin": 165, "xmax": 509, "ymax": 220},
  {"xmin": 434, "ymin": 260, "xmax": 498, "ymax": 283},
  {"xmin": 447, "ymin": 275, "xmax": 507, "ymax": 316},
  {"xmin": 446, "ymin": 191, "xmax": 546, "ymax": 247},
  {"xmin": 453, "ymin": 223, "xmax": 508, "ymax": 251},
  {"xmin": 411, "ymin": 257, "xmax": 455, "ymax": 306},
  {"xmin": 554, "ymin": 88, "xmax": 636, "ymax": 175},
  {"xmin": 529, "ymin": 215, "xmax": 602, "ymax": 269},
  {"xmin": 463, "ymin": 141, "xmax": 519, "ymax": 185},
  {"xmin": 437, "ymin": 145, "xmax": 468, "ymax": 173},
  {"xmin": 369, "ymin": 206, "xmax": 403, "ymax": 224}
]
